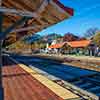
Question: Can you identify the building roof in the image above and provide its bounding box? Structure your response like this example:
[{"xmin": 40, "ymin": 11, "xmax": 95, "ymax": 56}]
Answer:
[
  {"xmin": 49, "ymin": 42, "xmax": 66, "ymax": 48},
  {"xmin": 49, "ymin": 40, "xmax": 91, "ymax": 48},
  {"xmin": 67, "ymin": 40, "xmax": 91, "ymax": 48}
]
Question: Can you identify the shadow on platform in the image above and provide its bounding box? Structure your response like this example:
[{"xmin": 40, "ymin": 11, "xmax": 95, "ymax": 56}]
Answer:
[
  {"xmin": 0, "ymin": 67, "xmax": 4, "ymax": 100},
  {"xmin": 2, "ymin": 55, "xmax": 16, "ymax": 67},
  {"xmin": 0, "ymin": 85, "xmax": 4, "ymax": 100}
]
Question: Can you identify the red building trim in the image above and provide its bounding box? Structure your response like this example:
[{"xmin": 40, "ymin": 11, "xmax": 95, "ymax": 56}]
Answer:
[{"xmin": 52, "ymin": 0, "xmax": 74, "ymax": 16}]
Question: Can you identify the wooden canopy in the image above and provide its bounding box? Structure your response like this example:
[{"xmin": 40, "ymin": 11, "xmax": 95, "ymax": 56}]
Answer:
[{"xmin": 1, "ymin": 0, "xmax": 73, "ymax": 39}]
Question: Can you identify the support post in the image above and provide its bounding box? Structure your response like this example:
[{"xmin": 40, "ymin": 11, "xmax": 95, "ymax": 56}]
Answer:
[
  {"xmin": 0, "ymin": 40, "xmax": 3, "ymax": 100},
  {"xmin": 0, "ymin": 40, "xmax": 3, "ymax": 84},
  {"xmin": 0, "ymin": 12, "xmax": 4, "ymax": 100},
  {"xmin": 0, "ymin": 41, "xmax": 2, "ymax": 84}
]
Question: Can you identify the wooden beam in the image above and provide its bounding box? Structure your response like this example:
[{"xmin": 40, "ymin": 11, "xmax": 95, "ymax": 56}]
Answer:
[
  {"xmin": 1, "ymin": 0, "xmax": 49, "ymax": 17},
  {"xmin": 6, "ymin": 0, "xmax": 33, "ymax": 12},
  {"xmin": 0, "ymin": 7, "xmax": 38, "ymax": 17},
  {"xmin": 2, "ymin": 17, "xmax": 30, "ymax": 39},
  {"xmin": 36, "ymin": 0, "xmax": 49, "ymax": 14},
  {"xmin": 11, "ymin": 26, "xmax": 36, "ymax": 33}
]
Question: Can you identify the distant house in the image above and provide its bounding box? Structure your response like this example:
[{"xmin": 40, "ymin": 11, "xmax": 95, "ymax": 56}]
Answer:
[
  {"xmin": 67, "ymin": 40, "xmax": 92, "ymax": 55},
  {"xmin": 48, "ymin": 40, "xmax": 94, "ymax": 55},
  {"xmin": 48, "ymin": 40, "xmax": 64, "ymax": 53}
]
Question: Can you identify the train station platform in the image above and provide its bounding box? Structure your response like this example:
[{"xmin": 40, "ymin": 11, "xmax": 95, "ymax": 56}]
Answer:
[{"xmin": 1, "ymin": 56, "xmax": 79, "ymax": 100}]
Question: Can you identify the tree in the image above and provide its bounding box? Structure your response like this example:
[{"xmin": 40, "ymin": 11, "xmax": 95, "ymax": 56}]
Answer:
[
  {"xmin": 23, "ymin": 34, "xmax": 41, "ymax": 44},
  {"xmin": 78, "ymin": 37, "xmax": 86, "ymax": 40},
  {"xmin": 84, "ymin": 27, "xmax": 99, "ymax": 38},
  {"xmin": 93, "ymin": 31, "xmax": 100, "ymax": 47},
  {"xmin": 42, "ymin": 33, "xmax": 62, "ymax": 43},
  {"xmin": 63, "ymin": 33, "xmax": 79, "ymax": 42}
]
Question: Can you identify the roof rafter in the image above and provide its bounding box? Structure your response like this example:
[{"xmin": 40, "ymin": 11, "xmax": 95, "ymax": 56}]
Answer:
[
  {"xmin": 11, "ymin": 26, "xmax": 36, "ymax": 33},
  {"xmin": 2, "ymin": 17, "xmax": 30, "ymax": 39},
  {"xmin": 0, "ymin": 7, "xmax": 38, "ymax": 17},
  {"xmin": 0, "ymin": 0, "xmax": 49, "ymax": 18}
]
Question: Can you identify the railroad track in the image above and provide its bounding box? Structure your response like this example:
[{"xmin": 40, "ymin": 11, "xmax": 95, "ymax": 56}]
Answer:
[{"xmin": 12, "ymin": 55, "xmax": 100, "ymax": 100}]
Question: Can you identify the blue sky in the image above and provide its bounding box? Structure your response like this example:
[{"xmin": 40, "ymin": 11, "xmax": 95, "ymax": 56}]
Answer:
[{"xmin": 37, "ymin": 0, "xmax": 100, "ymax": 37}]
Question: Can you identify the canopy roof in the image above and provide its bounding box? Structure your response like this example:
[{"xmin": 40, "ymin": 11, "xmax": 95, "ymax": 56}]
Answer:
[{"xmin": 0, "ymin": 0, "xmax": 73, "ymax": 40}]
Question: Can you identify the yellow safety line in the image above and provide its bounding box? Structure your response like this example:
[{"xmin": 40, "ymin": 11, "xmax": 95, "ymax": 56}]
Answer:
[{"xmin": 18, "ymin": 64, "xmax": 79, "ymax": 100}]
